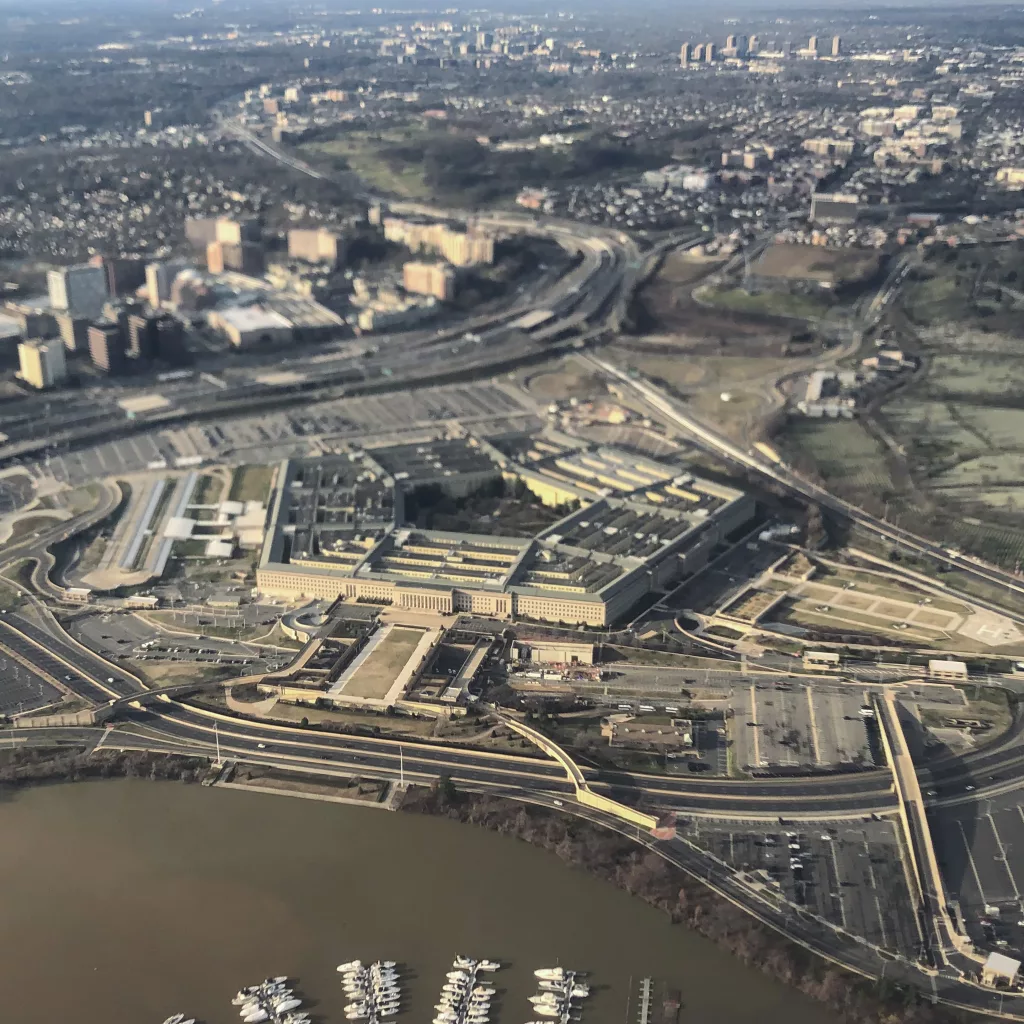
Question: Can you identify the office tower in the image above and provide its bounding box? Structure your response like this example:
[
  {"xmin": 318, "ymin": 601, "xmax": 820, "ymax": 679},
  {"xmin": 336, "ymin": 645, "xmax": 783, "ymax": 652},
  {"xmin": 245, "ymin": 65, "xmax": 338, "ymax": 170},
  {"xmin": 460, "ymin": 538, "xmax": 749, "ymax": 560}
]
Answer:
[
  {"xmin": 18, "ymin": 338, "xmax": 67, "ymax": 389},
  {"xmin": 146, "ymin": 260, "xmax": 190, "ymax": 306},
  {"xmin": 88, "ymin": 320, "xmax": 127, "ymax": 375},
  {"xmin": 403, "ymin": 261, "xmax": 457, "ymax": 301},
  {"xmin": 735, "ymin": 34, "xmax": 748, "ymax": 56},
  {"xmin": 831, "ymin": 35, "xmax": 842, "ymax": 56},
  {"xmin": 101, "ymin": 256, "xmax": 148, "ymax": 298},
  {"xmin": 185, "ymin": 217, "xmax": 220, "ymax": 249},
  {"xmin": 748, "ymin": 34, "xmax": 759, "ymax": 53},
  {"xmin": 704, "ymin": 42, "xmax": 716, "ymax": 62},
  {"xmin": 808, "ymin": 35, "xmax": 819, "ymax": 54},
  {"xmin": 679, "ymin": 42, "xmax": 692, "ymax": 65},
  {"xmin": 287, "ymin": 228, "xmax": 345, "ymax": 267},
  {"xmin": 691, "ymin": 43, "xmax": 704, "ymax": 61},
  {"xmin": 215, "ymin": 217, "xmax": 261, "ymax": 246},
  {"xmin": 206, "ymin": 241, "xmax": 264, "ymax": 276},
  {"xmin": 726, "ymin": 34, "xmax": 737, "ymax": 51},
  {"xmin": 153, "ymin": 314, "xmax": 186, "ymax": 364},
  {"xmin": 47, "ymin": 264, "xmax": 108, "ymax": 318},
  {"xmin": 54, "ymin": 311, "xmax": 90, "ymax": 353},
  {"xmin": 127, "ymin": 312, "xmax": 161, "ymax": 360},
  {"xmin": 476, "ymin": 31, "xmax": 493, "ymax": 49}
]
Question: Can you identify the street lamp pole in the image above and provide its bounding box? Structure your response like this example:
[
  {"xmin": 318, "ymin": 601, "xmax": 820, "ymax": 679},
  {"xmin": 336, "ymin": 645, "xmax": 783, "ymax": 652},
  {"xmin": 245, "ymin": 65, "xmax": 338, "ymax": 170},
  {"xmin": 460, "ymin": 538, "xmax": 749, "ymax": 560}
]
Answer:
[{"xmin": 214, "ymin": 721, "xmax": 221, "ymax": 766}]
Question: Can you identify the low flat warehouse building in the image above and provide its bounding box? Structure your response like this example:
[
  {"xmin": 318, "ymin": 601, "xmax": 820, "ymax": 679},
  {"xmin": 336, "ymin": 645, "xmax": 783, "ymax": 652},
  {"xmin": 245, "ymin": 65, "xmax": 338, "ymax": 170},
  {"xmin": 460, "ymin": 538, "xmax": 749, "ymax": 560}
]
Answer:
[
  {"xmin": 512, "ymin": 640, "xmax": 594, "ymax": 665},
  {"xmin": 255, "ymin": 443, "xmax": 754, "ymax": 626},
  {"xmin": 928, "ymin": 659, "xmax": 968, "ymax": 680}
]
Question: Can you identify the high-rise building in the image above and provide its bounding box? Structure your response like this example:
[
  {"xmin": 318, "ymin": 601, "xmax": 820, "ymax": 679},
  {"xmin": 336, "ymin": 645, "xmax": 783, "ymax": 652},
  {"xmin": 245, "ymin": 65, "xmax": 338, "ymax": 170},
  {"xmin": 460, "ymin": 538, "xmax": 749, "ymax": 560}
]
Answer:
[
  {"xmin": 185, "ymin": 217, "xmax": 220, "ymax": 249},
  {"xmin": 831, "ymin": 35, "xmax": 842, "ymax": 57},
  {"xmin": 403, "ymin": 261, "xmax": 457, "ymax": 301},
  {"xmin": 127, "ymin": 312, "xmax": 161, "ymax": 360},
  {"xmin": 691, "ymin": 43, "xmax": 704, "ymax": 62},
  {"xmin": 748, "ymin": 34, "xmax": 759, "ymax": 53},
  {"xmin": 101, "ymin": 256, "xmax": 148, "ymax": 298},
  {"xmin": 146, "ymin": 260, "xmax": 190, "ymax": 306},
  {"xmin": 87, "ymin": 320, "xmax": 127, "ymax": 375},
  {"xmin": 206, "ymin": 241, "xmax": 264, "ymax": 277},
  {"xmin": 287, "ymin": 228, "xmax": 345, "ymax": 267},
  {"xmin": 47, "ymin": 264, "xmax": 108, "ymax": 318},
  {"xmin": 808, "ymin": 35, "xmax": 819, "ymax": 55},
  {"xmin": 704, "ymin": 42, "xmax": 716, "ymax": 62},
  {"xmin": 54, "ymin": 311, "xmax": 90, "ymax": 353},
  {"xmin": 679, "ymin": 42, "xmax": 691, "ymax": 65},
  {"xmin": 726, "ymin": 34, "xmax": 737, "ymax": 51},
  {"xmin": 154, "ymin": 313, "xmax": 186, "ymax": 364},
  {"xmin": 18, "ymin": 338, "xmax": 67, "ymax": 389},
  {"xmin": 215, "ymin": 217, "xmax": 260, "ymax": 246}
]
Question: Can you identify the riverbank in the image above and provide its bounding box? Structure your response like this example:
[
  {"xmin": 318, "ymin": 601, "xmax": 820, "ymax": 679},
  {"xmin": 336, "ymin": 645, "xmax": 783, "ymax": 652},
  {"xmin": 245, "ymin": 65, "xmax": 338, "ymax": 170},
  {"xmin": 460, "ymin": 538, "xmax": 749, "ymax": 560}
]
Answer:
[
  {"xmin": 400, "ymin": 785, "xmax": 958, "ymax": 1024},
  {"xmin": 0, "ymin": 745, "xmax": 208, "ymax": 787}
]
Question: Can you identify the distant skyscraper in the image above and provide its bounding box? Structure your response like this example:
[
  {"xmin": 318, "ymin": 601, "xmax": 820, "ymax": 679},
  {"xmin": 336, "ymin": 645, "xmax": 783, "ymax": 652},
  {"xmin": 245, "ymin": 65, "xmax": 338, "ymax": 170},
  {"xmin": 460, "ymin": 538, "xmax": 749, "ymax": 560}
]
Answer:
[
  {"xmin": 87, "ymin": 320, "xmax": 127, "ymax": 375},
  {"xmin": 831, "ymin": 35, "xmax": 842, "ymax": 56},
  {"xmin": 18, "ymin": 338, "xmax": 67, "ymax": 390},
  {"xmin": 146, "ymin": 260, "xmax": 190, "ymax": 307},
  {"xmin": 808, "ymin": 35, "xmax": 819, "ymax": 55},
  {"xmin": 47, "ymin": 264, "xmax": 108, "ymax": 318},
  {"xmin": 287, "ymin": 228, "xmax": 345, "ymax": 267},
  {"xmin": 726, "ymin": 34, "xmax": 737, "ymax": 50},
  {"xmin": 704, "ymin": 42, "xmax": 716, "ymax": 62},
  {"xmin": 679, "ymin": 42, "xmax": 692, "ymax": 65},
  {"xmin": 691, "ymin": 43, "xmax": 704, "ymax": 61},
  {"xmin": 748, "ymin": 34, "xmax": 759, "ymax": 53}
]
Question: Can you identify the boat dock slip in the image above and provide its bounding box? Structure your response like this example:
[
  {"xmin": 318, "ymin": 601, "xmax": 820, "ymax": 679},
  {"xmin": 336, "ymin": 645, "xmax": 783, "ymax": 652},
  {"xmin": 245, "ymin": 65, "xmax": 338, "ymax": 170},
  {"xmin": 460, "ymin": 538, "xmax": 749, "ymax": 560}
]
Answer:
[
  {"xmin": 637, "ymin": 978, "xmax": 653, "ymax": 1024},
  {"xmin": 433, "ymin": 955, "xmax": 500, "ymax": 1024}
]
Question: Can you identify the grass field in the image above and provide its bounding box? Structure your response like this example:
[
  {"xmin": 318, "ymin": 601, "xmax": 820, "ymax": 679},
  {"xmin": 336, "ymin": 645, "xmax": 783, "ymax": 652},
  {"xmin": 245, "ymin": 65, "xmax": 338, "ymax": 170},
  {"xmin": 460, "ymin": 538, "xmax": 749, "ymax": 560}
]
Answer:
[
  {"xmin": 695, "ymin": 285, "xmax": 833, "ymax": 320},
  {"xmin": 228, "ymin": 464, "xmax": 275, "ymax": 505},
  {"xmin": 301, "ymin": 131, "xmax": 433, "ymax": 200},
  {"xmin": 780, "ymin": 420, "xmax": 895, "ymax": 496},
  {"xmin": 344, "ymin": 627, "xmax": 425, "ymax": 699}
]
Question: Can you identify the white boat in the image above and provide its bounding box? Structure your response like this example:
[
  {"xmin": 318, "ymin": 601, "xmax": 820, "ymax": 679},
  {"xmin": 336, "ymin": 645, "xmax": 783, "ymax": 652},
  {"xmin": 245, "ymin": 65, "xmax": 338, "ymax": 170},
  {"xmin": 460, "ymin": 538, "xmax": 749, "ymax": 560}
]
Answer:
[
  {"xmin": 571, "ymin": 985, "xmax": 590, "ymax": 998},
  {"xmin": 275, "ymin": 999, "xmax": 302, "ymax": 1013},
  {"xmin": 533, "ymin": 1007, "xmax": 560, "ymax": 1018},
  {"xmin": 530, "ymin": 995, "xmax": 560, "ymax": 1004},
  {"xmin": 163, "ymin": 1015, "xmax": 186, "ymax": 1024},
  {"xmin": 339, "ymin": 961, "xmax": 363, "ymax": 972},
  {"xmin": 239, "ymin": 1002, "xmax": 260, "ymax": 1016},
  {"xmin": 346, "ymin": 1012, "xmax": 368, "ymax": 1021},
  {"xmin": 472, "ymin": 986, "xmax": 495, "ymax": 995},
  {"xmin": 454, "ymin": 955, "xmax": 477, "ymax": 966},
  {"xmin": 447, "ymin": 970, "xmax": 471, "ymax": 980},
  {"xmin": 243, "ymin": 1012, "xmax": 269, "ymax": 1024},
  {"xmin": 442, "ymin": 984, "xmax": 467, "ymax": 994},
  {"xmin": 270, "ymin": 976, "xmax": 289, "ymax": 984},
  {"xmin": 535, "ymin": 968, "xmax": 565, "ymax": 981},
  {"xmin": 478, "ymin": 960, "xmax": 500, "ymax": 971}
]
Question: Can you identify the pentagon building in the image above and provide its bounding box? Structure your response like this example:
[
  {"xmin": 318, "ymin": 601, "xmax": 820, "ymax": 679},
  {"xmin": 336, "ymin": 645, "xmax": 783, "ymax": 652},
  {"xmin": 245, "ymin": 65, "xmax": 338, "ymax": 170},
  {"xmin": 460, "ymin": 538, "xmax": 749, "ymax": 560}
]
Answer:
[{"xmin": 256, "ymin": 438, "xmax": 754, "ymax": 626}]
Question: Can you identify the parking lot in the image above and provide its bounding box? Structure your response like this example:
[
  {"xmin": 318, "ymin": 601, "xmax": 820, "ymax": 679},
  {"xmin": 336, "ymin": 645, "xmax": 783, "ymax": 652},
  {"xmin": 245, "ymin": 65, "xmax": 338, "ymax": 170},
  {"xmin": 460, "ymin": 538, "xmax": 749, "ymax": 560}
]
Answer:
[
  {"xmin": 683, "ymin": 817, "xmax": 920, "ymax": 958},
  {"xmin": 727, "ymin": 681, "xmax": 875, "ymax": 772},
  {"xmin": 932, "ymin": 795, "xmax": 1024, "ymax": 958},
  {"xmin": 67, "ymin": 610, "xmax": 293, "ymax": 677},
  {"xmin": 0, "ymin": 649, "xmax": 63, "ymax": 716},
  {"xmin": 25, "ymin": 383, "xmax": 539, "ymax": 489}
]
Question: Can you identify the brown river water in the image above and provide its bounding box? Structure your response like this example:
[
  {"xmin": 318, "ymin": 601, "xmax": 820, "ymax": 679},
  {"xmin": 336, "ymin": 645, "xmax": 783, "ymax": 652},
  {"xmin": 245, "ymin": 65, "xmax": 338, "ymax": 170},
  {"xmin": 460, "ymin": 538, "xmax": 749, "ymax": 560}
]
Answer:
[{"xmin": 0, "ymin": 781, "xmax": 838, "ymax": 1024}]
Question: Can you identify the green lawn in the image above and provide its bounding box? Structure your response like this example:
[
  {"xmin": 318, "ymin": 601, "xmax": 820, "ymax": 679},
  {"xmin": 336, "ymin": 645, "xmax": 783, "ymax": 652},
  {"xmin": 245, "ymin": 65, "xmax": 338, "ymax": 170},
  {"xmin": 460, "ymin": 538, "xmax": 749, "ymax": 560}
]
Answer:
[{"xmin": 228, "ymin": 465, "xmax": 275, "ymax": 505}]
